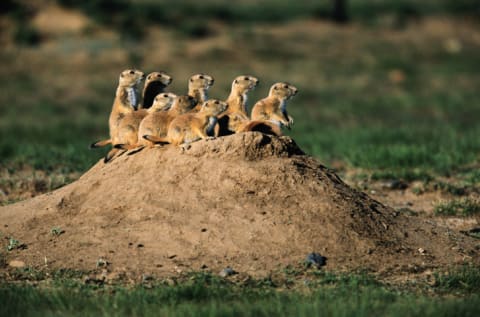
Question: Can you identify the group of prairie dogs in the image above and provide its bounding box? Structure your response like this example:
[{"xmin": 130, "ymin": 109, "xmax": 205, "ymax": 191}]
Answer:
[{"xmin": 91, "ymin": 69, "xmax": 298, "ymax": 162}]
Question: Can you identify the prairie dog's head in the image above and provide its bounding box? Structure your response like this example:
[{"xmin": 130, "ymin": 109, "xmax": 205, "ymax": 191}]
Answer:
[
  {"xmin": 172, "ymin": 95, "xmax": 197, "ymax": 114},
  {"xmin": 189, "ymin": 73, "xmax": 214, "ymax": 91},
  {"xmin": 200, "ymin": 99, "xmax": 228, "ymax": 116},
  {"xmin": 150, "ymin": 92, "xmax": 177, "ymax": 112},
  {"xmin": 231, "ymin": 75, "xmax": 259, "ymax": 93},
  {"xmin": 119, "ymin": 69, "xmax": 145, "ymax": 88},
  {"xmin": 145, "ymin": 71, "xmax": 173, "ymax": 87},
  {"xmin": 269, "ymin": 82, "xmax": 298, "ymax": 100}
]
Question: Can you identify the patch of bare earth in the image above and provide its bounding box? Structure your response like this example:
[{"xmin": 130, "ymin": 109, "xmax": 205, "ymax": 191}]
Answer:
[{"xmin": 1, "ymin": 133, "xmax": 478, "ymax": 280}]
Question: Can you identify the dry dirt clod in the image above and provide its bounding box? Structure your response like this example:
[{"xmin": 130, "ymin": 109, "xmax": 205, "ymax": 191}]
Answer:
[
  {"xmin": 96, "ymin": 258, "xmax": 109, "ymax": 268},
  {"xmin": 219, "ymin": 267, "xmax": 236, "ymax": 277},
  {"xmin": 142, "ymin": 274, "xmax": 154, "ymax": 283},
  {"xmin": 305, "ymin": 253, "xmax": 327, "ymax": 269},
  {"xmin": 8, "ymin": 260, "xmax": 26, "ymax": 268}
]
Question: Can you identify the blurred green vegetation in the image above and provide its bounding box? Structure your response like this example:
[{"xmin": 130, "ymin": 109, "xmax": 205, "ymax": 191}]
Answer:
[
  {"xmin": 54, "ymin": 0, "xmax": 480, "ymax": 39},
  {"xmin": 434, "ymin": 198, "xmax": 480, "ymax": 216},
  {"xmin": 2, "ymin": 0, "xmax": 478, "ymax": 41}
]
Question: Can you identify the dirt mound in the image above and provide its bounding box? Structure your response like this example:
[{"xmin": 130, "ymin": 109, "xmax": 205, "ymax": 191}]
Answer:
[{"xmin": 1, "ymin": 133, "xmax": 478, "ymax": 278}]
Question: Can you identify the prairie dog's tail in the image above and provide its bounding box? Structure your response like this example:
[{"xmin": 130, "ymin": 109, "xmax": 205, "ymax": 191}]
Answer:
[
  {"xmin": 104, "ymin": 147, "xmax": 126, "ymax": 163},
  {"xmin": 90, "ymin": 139, "xmax": 112, "ymax": 149},
  {"xmin": 113, "ymin": 144, "xmax": 146, "ymax": 156},
  {"xmin": 239, "ymin": 120, "xmax": 282, "ymax": 136},
  {"xmin": 143, "ymin": 134, "xmax": 170, "ymax": 145},
  {"xmin": 113, "ymin": 143, "xmax": 139, "ymax": 150}
]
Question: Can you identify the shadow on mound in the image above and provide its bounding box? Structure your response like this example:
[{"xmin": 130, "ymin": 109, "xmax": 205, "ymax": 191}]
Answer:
[{"xmin": 0, "ymin": 132, "xmax": 478, "ymax": 278}]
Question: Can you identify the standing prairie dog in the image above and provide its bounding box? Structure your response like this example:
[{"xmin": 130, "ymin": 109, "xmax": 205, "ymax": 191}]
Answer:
[
  {"xmin": 144, "ymin": 99, "xmax": 228, "ymax": 146},
  {"xmin": 188, "ymin": 73, "xmax": 214, "ymax": 111},
  {"xmin": 241, "ymin": 82, "xmax": 298, "ymax": 135},
  {"xmin": 140, "ymin": 71, "xmax": 173, "ymax": 109},
  {"xmin": 115, "ymin": 94, "xmax": 197, "ymax": 151},
  {"xmin": 216, "ymin": 75, "xmax": 259, "ymax": 136},
  {"xmin": 90, "ymin": 69, "xmax": 145, "ymax": 161}
]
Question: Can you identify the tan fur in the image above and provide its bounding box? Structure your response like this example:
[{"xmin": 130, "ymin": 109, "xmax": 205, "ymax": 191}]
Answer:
[
  {"xmin": 237, "ymin": 120, "xmax": 283, "ymax": 136},
  {"xmin": 140, "ymin": 71, "xmax": 173, "ymax": 109},
  {"xmin": 188, "ymin": 73, "xmax": 214, "ymax": 112},
  {"xmin": 116, "ymin": 94, "xmax": 197, "ymax": 150},
  {"xmin": 216, "ymin": 75, "xmax": 259, "ymax": 136},
  {"xmin": 144, "ymin": 99, "xmax": 228, "ymax": 146},
  {"xmin": 90, "ymin": 69, "xmax": 145, "ymax": 162},
  {"xmin": 246, "ymin": 82, "xmax": 298, "ymax": 133}
]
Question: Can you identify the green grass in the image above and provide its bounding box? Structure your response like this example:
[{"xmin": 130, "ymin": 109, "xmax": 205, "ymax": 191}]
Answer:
[
  {"xmin": 0, "ymin": 122, "xmax": 104, "ymax": 173},
  {"xmin": 434, "ymin": 265, "xmax": 480, "ymax": 294},
  {"xmin": 1, "ymin": 270, "xmax": 480, "ymax": 317},
  {"xmin": 434, "ymin": 198, "xmax": 480, "ymax": 216}
]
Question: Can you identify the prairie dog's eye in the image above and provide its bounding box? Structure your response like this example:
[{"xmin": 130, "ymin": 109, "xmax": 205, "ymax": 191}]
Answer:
[
  {"xmin": 284, "ymin": 84, "xmax": 288, "ymax": 89},
  {"xmin": 274, "ymin": 86, "xmax": 278, "ymax": 90},
  {"xmin": 163, "ymin": 94, "xmax": 168, "ymax": 97},
  {"xmin": 157, "ymin": 73, "xmax": 162, "ymax": 77},
  {"xmin": 244, "ymin": 76, "xmax": 249, "ymax": 80},
  {"xmin": 215, "ymin": 100, "xmax": 219, "ymax": 104},
  {"xmin": 129, "ymin": 70, "xmax": 135, "ymax": 75},
  {"xmin": 199, "ymin": 75, "xmax": 204, "ymax": 79}
]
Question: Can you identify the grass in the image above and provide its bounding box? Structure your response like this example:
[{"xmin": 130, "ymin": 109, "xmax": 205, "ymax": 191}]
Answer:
[
  {"xmin": 433, "ymin": 265, "xmax": 480, "ymax": 294},
  {"xmin": 6, "ymin": 238, "xmax": 21, "ymax": 251},
  {"xmin": 434, "ymin": 198, "xmax": 480, "ymax": 216},
  {"xmin": 50, "ymin": 227, "xmax": 64, "ymax": 237},
  {"xmin": 1, "ymin": 269, "xmax": 480, "ymax": 317}
]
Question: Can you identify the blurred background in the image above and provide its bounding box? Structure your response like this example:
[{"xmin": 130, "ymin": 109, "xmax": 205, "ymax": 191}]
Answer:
[{"xmin": 0, "ymin": 0, "xmax": 479, "ymax": 204}]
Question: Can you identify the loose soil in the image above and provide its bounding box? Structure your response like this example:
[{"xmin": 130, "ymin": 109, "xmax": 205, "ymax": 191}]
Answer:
[{"xmin": 1, "ymin": 133, "xmax": 478, "ymax": 280}]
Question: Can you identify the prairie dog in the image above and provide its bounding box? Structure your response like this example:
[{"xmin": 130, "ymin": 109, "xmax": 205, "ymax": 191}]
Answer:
[
  {"xmin": 149, "ymin": 92, "xmax": 177, "ymax": 112},
  {"xmin": 188, "ymin": 73, "xmax": 214, "ymax": 111},
  {"xmin": 144, "ymin": 99, "xmax": 228, "ymax": 146},
  {"xmin": 249, "ymin": 82, "xmax": 298, "ymax": 130},
  {"xmin": 140, "ymin": 71, "xmax": 173, "ymax": 109},
  {"xmin": 90, "ymin": 69, "xmax": 144, "ymax": 161},
  {"xmin": 115, "ymin": 94, "xmax": 197, "ymax": 150},
  {"xmin": 216, "ymin": 75, "xmax": 259, "ymax": 136}
]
